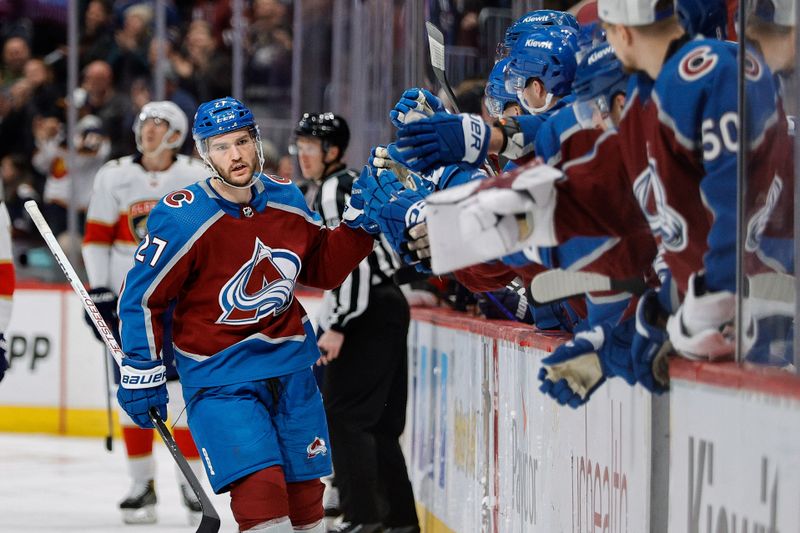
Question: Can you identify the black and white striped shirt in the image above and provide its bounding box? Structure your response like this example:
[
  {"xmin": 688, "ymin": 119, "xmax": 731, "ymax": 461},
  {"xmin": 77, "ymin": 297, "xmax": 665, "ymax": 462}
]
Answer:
[{"xmin": 313, "ymin": 167, "xmax": 400, "ymax": 332}]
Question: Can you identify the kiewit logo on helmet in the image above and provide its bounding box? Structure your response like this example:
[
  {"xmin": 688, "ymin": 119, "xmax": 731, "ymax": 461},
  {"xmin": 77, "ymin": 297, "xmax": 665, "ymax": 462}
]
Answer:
[
  {"xmin": 217, "ymin": 238, "xmax": 301, "ymax": 325},
  {"xmin": 306, "ymin": 437, "xmax": 328, "ymax": 458},
  {"xmin": 525, "ymin": 39, "xmax": 553, "ymax": 49},
  {"xmin": 587, "ymin": 46, "xmax": 613, "ymax": 66}
]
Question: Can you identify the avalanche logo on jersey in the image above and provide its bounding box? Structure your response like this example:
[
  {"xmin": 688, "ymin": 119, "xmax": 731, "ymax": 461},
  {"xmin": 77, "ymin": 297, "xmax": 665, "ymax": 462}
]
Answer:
[
  {"xmin": 306, "ymin": 436, "xmax": 328, "ymax": 458},
  {"xmin": 633, "ymin": 154, "xmax": 688, "ymax": 252},
  {"xmin": 217, "ymin": 238, "xmax": 301, "ymax": 325},
  {"xmin": 128, "ymin": 199, "xmax": 158, "ymax": 241},
  {"xmin": 745, "ymin": 175, "xmax": 783, "ymax": 253}
]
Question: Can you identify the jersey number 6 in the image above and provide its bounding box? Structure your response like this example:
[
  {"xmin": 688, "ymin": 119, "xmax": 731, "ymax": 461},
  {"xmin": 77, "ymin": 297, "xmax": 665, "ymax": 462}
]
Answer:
[{"xmin": 135, "ymin": 234, "xmax": 168, "ymax": 267}]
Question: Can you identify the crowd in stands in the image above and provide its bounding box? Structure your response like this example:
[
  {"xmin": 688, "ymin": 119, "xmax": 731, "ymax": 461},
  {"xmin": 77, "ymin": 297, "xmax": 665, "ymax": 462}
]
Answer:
[{"xmin": 0, "ymin": 0, "xmax": 296, "ymax": 263}]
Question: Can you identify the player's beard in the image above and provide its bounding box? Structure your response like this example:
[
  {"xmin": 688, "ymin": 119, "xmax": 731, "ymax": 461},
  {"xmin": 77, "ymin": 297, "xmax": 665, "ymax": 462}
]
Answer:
[{"xmin": 219, "ymin": 158, "xmax": 256, "ymax": 187}]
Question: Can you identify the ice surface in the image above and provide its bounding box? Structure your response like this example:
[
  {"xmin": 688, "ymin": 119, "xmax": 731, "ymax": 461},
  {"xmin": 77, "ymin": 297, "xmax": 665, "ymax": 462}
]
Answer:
[{"xmin": 0, "ymin": 433, "xmax": 236, "ymax": 532}]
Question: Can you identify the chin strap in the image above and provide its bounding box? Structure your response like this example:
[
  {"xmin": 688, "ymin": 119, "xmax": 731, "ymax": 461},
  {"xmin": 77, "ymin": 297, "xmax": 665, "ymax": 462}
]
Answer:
[{"xmin": 517, "ymin": 90, "xmax": 554, "ymax": 115}]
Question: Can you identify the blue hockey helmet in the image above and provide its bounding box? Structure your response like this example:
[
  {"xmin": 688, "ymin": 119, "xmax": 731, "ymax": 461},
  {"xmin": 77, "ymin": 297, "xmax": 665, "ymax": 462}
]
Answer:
[
  {"xmin": 575, "ymin": 21, "xmax": 607, "ymax": 61},
  {"xmin": 572, "ymin": 43, "xmax": 629, "ymax": 130},
  {"xmin": 504, "ymin": 27, "xmax": 578, "ymax": 101},
  {"xmin": 485, "ymin": 58, "xmax": 518, "ymax": 118},
  {"xmin": 497, "ymin": 10, "xmax": 580, "ymax": 59},
  {"xmin": 677, "ymin": 0, "xmax": 728, "ymax": 39},
  {"xmin": 192, "ymin": 97, "xmax": 264, "ymax": 184}
]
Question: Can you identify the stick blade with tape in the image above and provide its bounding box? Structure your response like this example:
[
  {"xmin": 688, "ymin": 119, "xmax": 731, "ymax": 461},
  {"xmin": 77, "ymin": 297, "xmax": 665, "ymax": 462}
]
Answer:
[
  {"xmin": 530, "ymin": 269, "xmax": 647, "ymax": 304},
  {"xmin": 425, "ymin": 21, "xmax": 460, "ymax": 113}
]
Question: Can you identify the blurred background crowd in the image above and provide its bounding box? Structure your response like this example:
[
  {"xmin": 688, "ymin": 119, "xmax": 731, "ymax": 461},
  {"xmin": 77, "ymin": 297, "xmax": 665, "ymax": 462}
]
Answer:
[{"xmin": 2, "ymin": 0, "xmax": 582, "ymax": 285}]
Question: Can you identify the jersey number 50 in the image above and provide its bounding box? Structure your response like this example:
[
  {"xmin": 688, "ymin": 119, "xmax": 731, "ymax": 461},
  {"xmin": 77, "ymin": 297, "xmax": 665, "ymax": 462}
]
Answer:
[
  {"xmin": 135, "ymin": 234, "xmax": 168, "ymax": 267},
  {"xmin": 702, "ymin": 112, "xmax": 737, "ymax": 161}
]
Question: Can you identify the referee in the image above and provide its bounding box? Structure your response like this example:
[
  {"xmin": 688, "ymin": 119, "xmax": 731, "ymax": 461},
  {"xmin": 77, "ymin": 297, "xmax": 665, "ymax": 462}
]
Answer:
[{"xmin": 294, "ymin": 112, "xmax": 419, "ymax": 533}]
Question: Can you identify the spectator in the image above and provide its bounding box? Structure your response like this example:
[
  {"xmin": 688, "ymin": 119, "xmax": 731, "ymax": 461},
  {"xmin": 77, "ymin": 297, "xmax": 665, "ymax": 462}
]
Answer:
[
  {"xmin": 32, "ymin": 113, "xmax": 110, "ymax": 238},
  {"xmin": 107, "ymin": 3, "xmax": 153, "ymax": 90},
  {"xmin": 0, "ymin": 78, "xmax": 36, "ymax": 159},
  {"xmin": 245, "ymin": 0, "xmax": 292, "ymax": 112},
  {"xmin": 0, "ymin": 37, "xmax": 31, "ymax": 89},
  {"xmin": 172, "ymin": 20, "xmax": 231, "ymax": 102},
  {"xmin": 23, "ymin": 58, "xmax": 62, "ymax": 116},
  {"xmin": 76, "ymin": 60, "xmax": 133, "ymax": 158},
  {"xmin": 0, "ymin": 153, "xmax": 39, "ymax": 247},
  {"xmin": 80, "ymin": 0, "xmax": 115, "ymax": 67},
  {"xmin": 146, "ymin": 38, "xmax": 197, "ymax": 152}
]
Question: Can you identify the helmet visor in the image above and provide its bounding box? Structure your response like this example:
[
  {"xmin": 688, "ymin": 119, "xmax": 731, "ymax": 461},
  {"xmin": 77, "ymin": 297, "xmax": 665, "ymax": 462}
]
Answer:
[
  {"xmin": 504, "ymin": 64, "xmax": 528, "ymax": 95},
  {"xmin": 574, "ymin": 94, "xmax": 613, "ymax": 130}
]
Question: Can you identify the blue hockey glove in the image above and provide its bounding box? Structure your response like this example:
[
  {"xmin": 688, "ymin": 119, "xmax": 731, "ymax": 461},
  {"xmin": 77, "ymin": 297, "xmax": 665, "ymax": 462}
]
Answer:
[
  {"xmin": 359, "ymin": 165, "xmax": 406, "ymax": 224},
  {"xmin": 84, "ymin": 287, "xmax": 119, "ymax": 343},
  {"xmin": 389, "ymin": 88, "xmax": 446, "ymax": 128},
  {"xmin": 631, "ymin": 288, "xmax": 673, "ymax": 394},
  {"xmin": 432, "ymin": 163, "xmax": 487, "ymax": 190},
  {"xmin": 538, "ymin": 320, "xmax": 638, "ymax": 408},
  {"xmin": 343, "ymin": 171, "xmax": 381, "ymax": 235},
  {"xmin": 0, "ymin": 334, "xmax": 7, "ymax": 383},
  {"xmin": 117, "ymin": 358, "xmax": 168, "ymax": 428},
  {"xmin": 394, "ymin": 113, "xmax": 491, "ymax": 175}
]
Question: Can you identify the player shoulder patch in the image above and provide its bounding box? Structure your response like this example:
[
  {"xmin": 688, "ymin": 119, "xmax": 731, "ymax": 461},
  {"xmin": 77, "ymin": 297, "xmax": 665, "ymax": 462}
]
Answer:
[
  {"xmin": 265, "ymin": 173, "xmax": 291, "ymax": 185},
  {"xmin": 678, "ymin": 45, "xmax": 719, "ymax": 82},
  {"xmin": 163, "ymin": 189, "xmax": 194, "ymax": 208},
  {"xmin": 744, "ymin": 50, "xmax": 763, "ymax": 82}
]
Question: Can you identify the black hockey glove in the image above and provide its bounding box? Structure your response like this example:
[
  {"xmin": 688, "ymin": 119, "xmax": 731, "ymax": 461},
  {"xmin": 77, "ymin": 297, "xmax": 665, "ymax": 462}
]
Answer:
[{"xmin": 83, "ymin": 287, "xmax": 120, "ymax": 343}]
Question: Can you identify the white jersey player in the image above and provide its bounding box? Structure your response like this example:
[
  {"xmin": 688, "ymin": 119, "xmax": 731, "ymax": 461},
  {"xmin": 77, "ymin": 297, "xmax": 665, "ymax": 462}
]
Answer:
[
  {"xmin": 81, "ymin": 101, "xmax": 206, "ymax": 525},
  {"xmin": 0, "ymin": 197, "xmax": 13, "ymax": 382}
]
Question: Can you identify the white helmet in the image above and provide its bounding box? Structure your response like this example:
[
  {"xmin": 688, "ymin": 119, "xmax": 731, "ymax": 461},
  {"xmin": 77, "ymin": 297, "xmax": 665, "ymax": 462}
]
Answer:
[
  {"xmin": 133, "ymin": 101, "xmax": 188, "ymax": 155},
  {"xmin": 598, "ymin": 0, "xmax": 675, "ymax": 26},
  {"xmin": 746, "ymin": 0, "xmax": 796, "ymax": 27}
]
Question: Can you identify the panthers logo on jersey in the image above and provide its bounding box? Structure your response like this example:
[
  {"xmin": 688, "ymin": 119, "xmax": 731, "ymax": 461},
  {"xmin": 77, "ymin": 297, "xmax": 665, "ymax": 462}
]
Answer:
[
  {"xmin": 128, "ymin": 199, "xmax": 159, "ymax": 241},
  {"xmin": 217, "ymin": 238, "xmax": 301, "ymax": 325}
]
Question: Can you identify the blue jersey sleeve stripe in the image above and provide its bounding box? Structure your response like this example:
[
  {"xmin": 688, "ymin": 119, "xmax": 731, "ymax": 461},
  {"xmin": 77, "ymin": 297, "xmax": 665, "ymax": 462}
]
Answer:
[
  {"xmin": 266, "ymin": 201, "xmax": 323, "ymax": 226},
  {"xmin": 652, "ymin": 92, "xmax": 697, "ymax": 151}
]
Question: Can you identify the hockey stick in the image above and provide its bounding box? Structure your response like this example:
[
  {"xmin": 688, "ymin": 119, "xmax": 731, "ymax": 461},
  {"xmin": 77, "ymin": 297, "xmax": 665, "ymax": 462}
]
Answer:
[
  {"xmin": 425, "ymin": 22, "xmax": 460, "ymax": 113},
  {"xmin": 24, "ymin": 200, "xmax": 221, "ymax": 533},
  {"xmin": 425, "ymin": 21, "xmax": 496, "ymax": 177},
  {"xmin": 102, "ymin": 347, "xmax": 114, "ymax": 451},
  {"xmin": 530, "ymin": 269, "xmax": 647, "ymax": 304},
  {"xmin": 530, "ymin": 268, "xmax": 796, "ymax": 305}
]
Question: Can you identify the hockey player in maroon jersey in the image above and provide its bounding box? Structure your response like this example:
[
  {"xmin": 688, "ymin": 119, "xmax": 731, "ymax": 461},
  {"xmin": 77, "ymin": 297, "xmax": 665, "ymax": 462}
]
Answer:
[
  {"xmin": 115, "ymin": 97, "xmax": 377, "ymax": 533},
  {"xmin": 400, "ymin": 0, "xmax": 785, "ymax": 404}
]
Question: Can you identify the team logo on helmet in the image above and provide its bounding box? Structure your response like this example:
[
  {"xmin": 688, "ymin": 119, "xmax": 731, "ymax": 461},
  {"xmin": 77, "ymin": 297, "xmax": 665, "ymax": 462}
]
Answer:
[
  {"xmin": 306, "ymin": 437, "xmax": 328, "ymax": 459},
  {"xmin": 633, "ymin": 156, "xmax": 688, "ymax": 252},
  {"xmin": 217, "ymin": 238, "xmax": 301, "ymax": 325},
  {"xmin": 128, "ymin": 199, "xmax": 158, "ymax": 241}
]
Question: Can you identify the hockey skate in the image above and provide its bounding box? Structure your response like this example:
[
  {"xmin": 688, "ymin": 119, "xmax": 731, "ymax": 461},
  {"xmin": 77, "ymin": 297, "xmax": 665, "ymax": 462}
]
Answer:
[
  {"xmin": 180, "ymin": 483, "xmax": 202, "ymax": 525},
  {"xmin": 119, "ymin": 479, "xmax": 157, "ymax": 524},
  {"xmin": 323, "ymin": 483, "xmax": 342, "ymax": 517}
]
